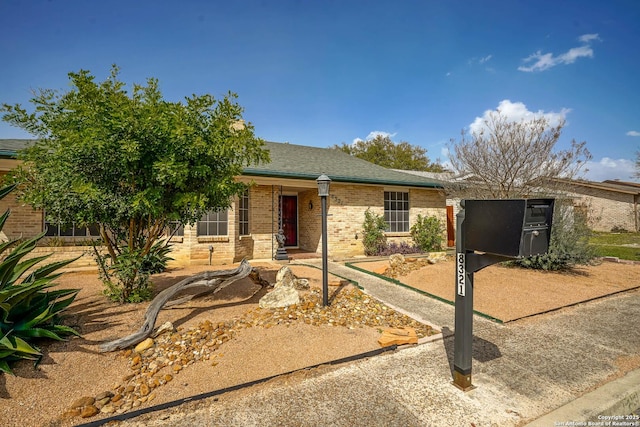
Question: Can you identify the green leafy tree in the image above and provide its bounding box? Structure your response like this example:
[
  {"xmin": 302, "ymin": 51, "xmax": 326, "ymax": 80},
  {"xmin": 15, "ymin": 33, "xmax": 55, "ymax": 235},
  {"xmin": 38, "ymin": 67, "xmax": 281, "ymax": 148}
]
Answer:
[
  {"xmin": 1, "ymin": 66, "xmax": 269, "ymax": 302},
  {"xmin": 0, "ymin": 184, "xmax": 79, "ymax": 374},
  {"xmin": 333, "ymin": 135, "xmax": 443, "ymax": 172}
]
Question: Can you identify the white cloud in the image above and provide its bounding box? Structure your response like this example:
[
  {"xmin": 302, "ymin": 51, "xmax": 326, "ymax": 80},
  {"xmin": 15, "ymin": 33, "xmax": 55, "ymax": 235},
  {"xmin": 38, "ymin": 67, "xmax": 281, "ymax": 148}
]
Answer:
[
  {"xmin": 583, "ymin": 157, "xmax": 636, "ymax": 182},
  {"xmin": 626, "ymin": 130, "xmax": 640, "ymax": 137},
  {"xmin": 579, "ymin": 33, "xmax": 601, "ymax": 43},
  {"xmin": 479, "ymin": 54, "xmax": 492, "ymax": 64},
  {"xmin": 518, "ymin": 33, "xmax": 599, "ymax": 72},
  {"xmin": 469, "ymin": 100, "xmax": 570, "ymax": 134},
  {"xmin": 352, "ymin": 130, "xmax": 398, "ymax": 145}
]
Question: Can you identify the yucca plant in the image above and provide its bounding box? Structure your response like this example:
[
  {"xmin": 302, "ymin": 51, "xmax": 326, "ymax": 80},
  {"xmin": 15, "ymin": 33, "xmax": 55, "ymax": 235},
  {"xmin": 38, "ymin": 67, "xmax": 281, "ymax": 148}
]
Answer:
[{"xmin": 0, "ymin": 184, "xmax": 80, "ymax": 375}]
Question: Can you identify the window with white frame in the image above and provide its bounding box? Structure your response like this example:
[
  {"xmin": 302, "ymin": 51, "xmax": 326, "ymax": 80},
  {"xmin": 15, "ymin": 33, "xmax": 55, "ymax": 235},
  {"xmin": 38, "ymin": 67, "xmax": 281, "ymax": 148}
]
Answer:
[
  {"xmin": 238, "ymin": 190, "xmax": 249, "ymax": 236},
  {"xmin": 197, "ymin": 210, "xmax": 228, "ymax": 236},
  {"xmin": 384, "ymin": 191, "xmax": 410, "ymax": 232}
]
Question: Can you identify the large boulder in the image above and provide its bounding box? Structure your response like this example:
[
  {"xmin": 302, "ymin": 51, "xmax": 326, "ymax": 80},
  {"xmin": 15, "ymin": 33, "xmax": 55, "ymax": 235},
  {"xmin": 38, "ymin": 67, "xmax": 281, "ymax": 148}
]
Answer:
[
  {"xmin": 259, "ymin": 266, "xmax": 305, "ymax": 308},
  {"xmin": 259, "ymin": 286, "xmax": 300, "ymax": 309}
]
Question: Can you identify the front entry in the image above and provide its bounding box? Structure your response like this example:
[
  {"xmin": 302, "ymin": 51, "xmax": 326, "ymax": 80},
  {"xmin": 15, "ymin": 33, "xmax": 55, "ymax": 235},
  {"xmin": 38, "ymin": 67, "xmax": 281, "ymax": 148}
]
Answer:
[{"xmin": 281, "ymin": 195, "xmax": 298, "ymax": 247}]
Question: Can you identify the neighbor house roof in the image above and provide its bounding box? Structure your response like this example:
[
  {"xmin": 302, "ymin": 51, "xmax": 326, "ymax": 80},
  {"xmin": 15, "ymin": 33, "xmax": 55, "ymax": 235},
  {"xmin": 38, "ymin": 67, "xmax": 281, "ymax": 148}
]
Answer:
[
  {"xmin": 242, "ymin": 141, "xmax": 442, "ymax": 188},
  {"xmin": 0, "ymin": 139, "xmax": 32, "ymax": 158},
  {"xmin": 547, "ymin": 177, "xmax": 640, "ymax": 196},
  {"xmin": 0, "ymin": 139, "xmax": 443, "ymax": 189}
]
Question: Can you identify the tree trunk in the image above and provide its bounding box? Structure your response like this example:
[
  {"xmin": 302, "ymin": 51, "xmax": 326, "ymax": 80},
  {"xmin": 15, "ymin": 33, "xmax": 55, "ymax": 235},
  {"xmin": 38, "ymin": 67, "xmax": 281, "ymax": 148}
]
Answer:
[{"xmin": 99, "ymin": 259, "xmax": 253, "ymax": 352}]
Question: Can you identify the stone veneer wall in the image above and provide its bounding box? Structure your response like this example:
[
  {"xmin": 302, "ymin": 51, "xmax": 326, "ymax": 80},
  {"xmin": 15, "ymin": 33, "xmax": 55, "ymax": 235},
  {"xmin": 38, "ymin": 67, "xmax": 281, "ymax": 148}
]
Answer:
[
  {"xmin": 0, "ymin": 172, "xmax": 43, "ymax": 240},
  {"xmin": 314, "ymin": 184, "xmax": 447, "ymax": 258},
  {"xmin": 0, "ymin": 181, "xmax": 448, "ymax": 269}
]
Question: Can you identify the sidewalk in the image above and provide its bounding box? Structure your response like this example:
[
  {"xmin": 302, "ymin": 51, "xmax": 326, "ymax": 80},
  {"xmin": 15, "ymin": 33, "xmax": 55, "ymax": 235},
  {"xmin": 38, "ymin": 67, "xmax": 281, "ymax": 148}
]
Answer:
[{"xmin": 115, "ymin": 259, "xmax": 640, "ymax": 426}]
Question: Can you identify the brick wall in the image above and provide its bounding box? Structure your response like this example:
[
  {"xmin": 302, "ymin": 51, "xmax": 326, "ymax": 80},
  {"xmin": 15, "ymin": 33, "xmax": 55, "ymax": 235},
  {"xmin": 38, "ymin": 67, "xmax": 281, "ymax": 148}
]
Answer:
[
  {"xmin": 0, "ymin": 179, "xmax": 447, "ymax": 269},
  {"xmin": 571, "ymin": 191, "xmax": 638, "ymax": 232},
  {"xmin": 0, "ymin": 172, "xmax": 44, "ymax": 240}
]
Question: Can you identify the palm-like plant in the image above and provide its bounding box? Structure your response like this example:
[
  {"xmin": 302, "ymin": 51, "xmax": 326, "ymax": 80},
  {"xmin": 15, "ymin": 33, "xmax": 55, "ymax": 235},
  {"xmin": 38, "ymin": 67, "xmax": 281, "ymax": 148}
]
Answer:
[{"xmin": 0, "ymin": 184, "xmax": 79, "ymax": 375}]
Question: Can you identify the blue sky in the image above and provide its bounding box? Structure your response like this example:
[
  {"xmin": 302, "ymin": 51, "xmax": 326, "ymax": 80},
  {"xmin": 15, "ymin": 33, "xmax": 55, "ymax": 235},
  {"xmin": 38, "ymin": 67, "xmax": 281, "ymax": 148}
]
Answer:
[{"xmin": 1, "ymin": 0, "xmax": 638, "ymax": 181}]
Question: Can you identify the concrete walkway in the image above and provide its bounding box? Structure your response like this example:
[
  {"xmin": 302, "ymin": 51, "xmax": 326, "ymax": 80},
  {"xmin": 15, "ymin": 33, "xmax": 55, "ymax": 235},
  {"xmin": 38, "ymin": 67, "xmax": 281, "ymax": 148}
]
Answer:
[{"xmin": 117, "ymin": 259, "xmax": 640, "ymax": 426}]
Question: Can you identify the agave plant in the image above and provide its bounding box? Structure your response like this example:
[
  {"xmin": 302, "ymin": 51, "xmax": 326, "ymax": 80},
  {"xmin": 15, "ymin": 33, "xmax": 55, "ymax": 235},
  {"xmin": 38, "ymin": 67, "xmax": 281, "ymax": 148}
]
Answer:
[{"xmin": 0, "ymin": 184, "xmax": 80, "ymax": 375}]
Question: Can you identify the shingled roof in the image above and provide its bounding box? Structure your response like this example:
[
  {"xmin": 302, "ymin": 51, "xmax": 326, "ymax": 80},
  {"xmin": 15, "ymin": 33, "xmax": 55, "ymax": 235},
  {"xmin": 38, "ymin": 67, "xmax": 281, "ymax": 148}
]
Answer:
[
  {"xmin": 0, "ymin": 139, "xmax": 442, "ymax": 188},
  {"xmin": 244, "ymin": 142, "xmax": 442, "ymax": 188}
]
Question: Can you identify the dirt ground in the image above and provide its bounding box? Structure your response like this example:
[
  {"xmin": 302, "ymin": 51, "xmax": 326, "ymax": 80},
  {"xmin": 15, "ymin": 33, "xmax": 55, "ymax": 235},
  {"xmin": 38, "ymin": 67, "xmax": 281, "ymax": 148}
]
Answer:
[
  {"xmin": 351, "ymin": 256, "xmax": 640, "ymax": 322},
  {"xmin": 1, "ymin": 257, "xmax": 639, "ymax": 427}
]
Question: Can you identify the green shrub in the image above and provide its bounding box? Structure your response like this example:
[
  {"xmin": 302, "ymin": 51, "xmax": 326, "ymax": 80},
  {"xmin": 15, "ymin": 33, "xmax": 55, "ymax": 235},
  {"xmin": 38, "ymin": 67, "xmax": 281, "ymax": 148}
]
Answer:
[
  {"xmin": 0, "ymin": 184, "xmax": 79, "ymax": 375},
  {"xmin": 512, "ymin": 199, "xmax": 595, "ymax": 271},
  {"xmin": 362, "ymin": 208, "xmax": 387, "ymax": 256},
  {"xmin": 410, "ymin": 214, "xmax": 444, "ymax": 252},
  {"xmin": 95, "ymin": 239, "xmax": 173, "ymax": 303}
]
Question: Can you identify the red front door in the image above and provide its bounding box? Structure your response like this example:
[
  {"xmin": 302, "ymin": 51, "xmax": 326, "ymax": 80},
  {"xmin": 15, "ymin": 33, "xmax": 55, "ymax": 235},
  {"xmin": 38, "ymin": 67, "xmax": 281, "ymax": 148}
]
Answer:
[{"xmin": 281, "ymin": 195, "xmax": 298, "ymax": 247}]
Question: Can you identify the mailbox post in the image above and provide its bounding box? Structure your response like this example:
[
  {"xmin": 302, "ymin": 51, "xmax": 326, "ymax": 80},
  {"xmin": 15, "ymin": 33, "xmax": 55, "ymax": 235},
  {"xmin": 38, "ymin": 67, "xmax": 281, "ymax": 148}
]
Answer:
[{"xmin": 453, "ymin": 198, "xmax": 554, "ymax": 391}]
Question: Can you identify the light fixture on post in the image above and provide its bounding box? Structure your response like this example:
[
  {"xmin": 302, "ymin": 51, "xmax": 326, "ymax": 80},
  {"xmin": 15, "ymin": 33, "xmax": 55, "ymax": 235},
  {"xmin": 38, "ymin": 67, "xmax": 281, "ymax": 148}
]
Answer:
[{"xmin": 316, "ymin": 174, "xmax": 331, "ymax": 306}]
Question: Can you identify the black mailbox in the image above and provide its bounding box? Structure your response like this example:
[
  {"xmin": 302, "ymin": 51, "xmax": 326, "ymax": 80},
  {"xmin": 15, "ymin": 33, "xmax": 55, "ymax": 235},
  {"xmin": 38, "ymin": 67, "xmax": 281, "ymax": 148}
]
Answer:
[{"xmin": 463, "ymin": 199, "xmax": 554, "ymax": 258}]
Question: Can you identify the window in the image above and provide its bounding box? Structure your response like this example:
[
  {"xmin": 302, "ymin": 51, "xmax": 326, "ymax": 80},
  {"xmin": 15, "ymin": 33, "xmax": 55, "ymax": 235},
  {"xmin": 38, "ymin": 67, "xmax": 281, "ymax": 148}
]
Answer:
[
  {"xmin": 197, "ymin": 210, "xmax": 228, "ymax": 236},
  {"xmin": 44, "ymin": 221, "xmax": 100, "ymax": 238},
  {"xmin": 384, "ymin": 191, "xmax": 410, "ymax": 232},
  {"xmin": 239, "ymin": 190, "xmax": 250, "ymax": 236},
  {"xmin": 166, "ymin": 221, "xmax": 184, "ymax": 237}
]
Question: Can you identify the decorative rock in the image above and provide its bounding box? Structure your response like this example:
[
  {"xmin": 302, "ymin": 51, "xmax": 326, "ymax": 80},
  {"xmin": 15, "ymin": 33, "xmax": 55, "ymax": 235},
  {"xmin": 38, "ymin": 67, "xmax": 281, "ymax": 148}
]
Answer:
[
  {"xmin": 61, "ymin": 409, "xmax": 81, "ymax": 419},
  {"xmin": 378, "ymin": 327, "xmax": 418, "ymax": 347},
  {"xmin": 139, "ymin": 383, "xmax": 150, "ymax": 396},
  {"xmin": 274, "ymin": 266, "xmax": 296, "ymax": 288},
  {"xmin": 328, "ymin": 279, "xmax": 348, "ymax": 287},
  {"xmin": 152, "ymin": 321, "xmax": 175, "ymax": 338},
  {"xmin": 259, "ymin": 266, "xmax": 305, "ymax": 308},
  {"xmin": 259, "ymin": 285, "xmax": 300, "ymax": 309},
  {"xmin": 95, "ymin": 391, "xmax": 114, "ymax": 401},
  {"xmin": 96, "ymin": 396, "xmax": 111, "ymax": 407},
  {"xmin": 101, "ymin": 405, "xmax": 116, "ymax": 414},
  {"xmin": 294, "ymin": 278, "xmax": 310, "ymax": 290},
  {"xmin": 71, "ymin": 396, "xmax": 95, "ymax": 409},
  {"xmin": 389, "ymin": 253, "xmax": 405, "ymax": 269},
  {"xmin": 134, "ymin": 338, "xmax": 154, "ymax": 353},
  {"xmin": 80, "ymin": 405, "xmax": 99, "ymax": 418}
]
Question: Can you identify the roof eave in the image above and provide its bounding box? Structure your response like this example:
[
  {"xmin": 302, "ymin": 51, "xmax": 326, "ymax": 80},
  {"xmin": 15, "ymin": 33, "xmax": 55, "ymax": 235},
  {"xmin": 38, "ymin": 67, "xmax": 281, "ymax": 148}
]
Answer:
[{"xmin": 242, "ymin": 169, "xmax": 443, "ymax": 189}]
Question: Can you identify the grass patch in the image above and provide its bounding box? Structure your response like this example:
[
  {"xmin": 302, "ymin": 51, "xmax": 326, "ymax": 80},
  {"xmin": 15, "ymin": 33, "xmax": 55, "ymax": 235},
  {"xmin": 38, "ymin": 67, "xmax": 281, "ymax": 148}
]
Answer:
[
  {"xmin": 589, "ymin": 232, "xmax": 640, "ymax": 260},
  {"xmin": 590, "ymin": 232, "xmax": 640, "ymax": 246},
  {"xmin": 592, "ymin": 245, "xmax": 640, "ymax": 261}
]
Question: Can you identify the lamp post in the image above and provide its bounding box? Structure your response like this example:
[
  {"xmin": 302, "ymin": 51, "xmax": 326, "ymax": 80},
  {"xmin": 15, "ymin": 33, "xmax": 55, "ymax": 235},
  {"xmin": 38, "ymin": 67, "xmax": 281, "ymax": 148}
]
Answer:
[{"xmin": 317, "ymin": 174, "xmax": 331, "ymax": 306}]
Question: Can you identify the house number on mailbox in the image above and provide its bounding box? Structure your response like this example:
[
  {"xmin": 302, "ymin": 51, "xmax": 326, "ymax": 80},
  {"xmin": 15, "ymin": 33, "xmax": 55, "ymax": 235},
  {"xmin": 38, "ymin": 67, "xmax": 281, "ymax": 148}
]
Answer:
[{"xmin": 457, "ymin": 253, "xmax": 465, "ymax": 297}]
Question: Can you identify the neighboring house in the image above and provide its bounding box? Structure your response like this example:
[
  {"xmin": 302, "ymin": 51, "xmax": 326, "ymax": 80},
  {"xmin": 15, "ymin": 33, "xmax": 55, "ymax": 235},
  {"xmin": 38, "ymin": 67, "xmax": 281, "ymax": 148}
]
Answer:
[
  {"xmin": 0, "ymin": 139, "xmax": 446, "ymax": 265},
  {"xmin": 397, "ymin": 168, "xmax": 640, "ymax": 235},
  {"xmin": 545, "ymin": 178, "xmax": 640, "ymax": 232}
]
